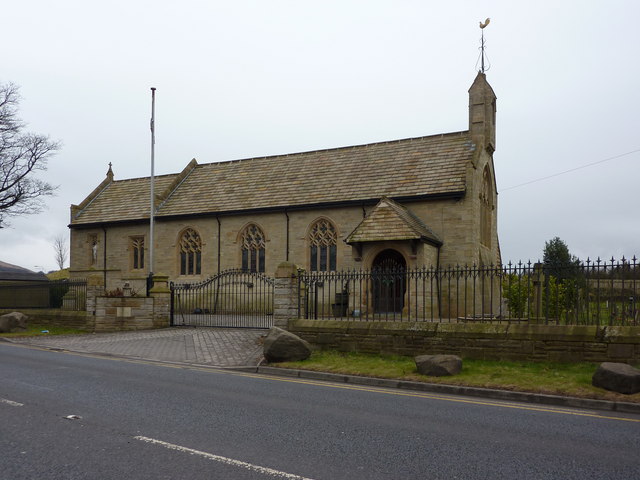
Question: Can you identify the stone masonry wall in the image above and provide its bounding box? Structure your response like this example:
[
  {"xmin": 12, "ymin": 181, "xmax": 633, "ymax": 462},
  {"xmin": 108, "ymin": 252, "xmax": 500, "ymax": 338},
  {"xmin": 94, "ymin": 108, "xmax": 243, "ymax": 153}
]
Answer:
[
  {"xmin": 0, "ymin": 308, "xmax": 93, "ymax": 330},
  {"xmin": 288, "ymin": 320, "xmax": 640, "ymax": 363},
  {"xmin": 94, "ymin": 297, "xmax": 155, "ymax": 332},
  {"xmin": 0, "ymin": 273, "xmax": 170, "ymax": 333},
  {"xmin": 92, "ymin": 274, "xmax": 171, "ymax": 332},
  {"xmin": 70, "ymin": 187, "xmax": 500, "ymax": 290}
]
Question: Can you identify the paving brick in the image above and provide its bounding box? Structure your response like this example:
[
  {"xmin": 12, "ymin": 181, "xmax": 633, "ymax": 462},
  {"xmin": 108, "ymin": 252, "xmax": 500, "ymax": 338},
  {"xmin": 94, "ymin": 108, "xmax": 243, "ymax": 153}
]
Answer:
[{"xmin": 12, "ymin": 328, "xmax": 266, "ymax": 367}]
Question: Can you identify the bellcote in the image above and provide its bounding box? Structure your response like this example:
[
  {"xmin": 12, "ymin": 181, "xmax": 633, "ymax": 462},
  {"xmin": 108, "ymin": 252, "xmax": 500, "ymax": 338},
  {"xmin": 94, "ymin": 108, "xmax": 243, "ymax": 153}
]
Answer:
[{"xmin": 468, "ymin": 72, "xmax": 497, "ymax": 153}]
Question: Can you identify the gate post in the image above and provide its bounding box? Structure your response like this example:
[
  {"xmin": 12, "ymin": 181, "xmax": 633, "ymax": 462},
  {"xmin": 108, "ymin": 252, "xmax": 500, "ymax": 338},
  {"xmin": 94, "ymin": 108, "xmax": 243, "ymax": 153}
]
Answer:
[
  {"xmin": 149, "ymin": 273, "xmax": 171, "ymax": 328},
  {"xmin": 273, "ymin": 262, "xmax": 300, "ymax": 329},
  {"xmin": 532, "ymin": 263, "xmax": 544, "ymax": 323},
  {"xmin": 86, "ymin": 274, "xmax": 104, "ymax": 316}
]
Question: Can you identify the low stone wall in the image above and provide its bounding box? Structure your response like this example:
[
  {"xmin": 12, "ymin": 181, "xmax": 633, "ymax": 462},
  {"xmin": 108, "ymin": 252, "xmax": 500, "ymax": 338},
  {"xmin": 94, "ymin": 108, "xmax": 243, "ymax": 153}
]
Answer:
[
  {"xmin": 95, "ymin": 296, "xmax": 167, "ymax": 332},
  {"xmin": 0, "ymin": 308, "xmax": 93, "ymax": 330},
  {"xmin": 0, "ymin": 274, "xmax": 172, "ymax": 333},
  {"xmin": 287, "ymin": 319, "xmax": 640, "ymax": 363}
]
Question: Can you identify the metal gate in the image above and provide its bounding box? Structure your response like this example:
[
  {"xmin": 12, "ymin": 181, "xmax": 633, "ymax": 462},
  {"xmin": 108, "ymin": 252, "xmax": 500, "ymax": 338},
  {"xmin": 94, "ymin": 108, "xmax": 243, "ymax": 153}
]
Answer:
[{"xmin": 170, "ymin": 269, "xmax": 274, "ymax": 328}]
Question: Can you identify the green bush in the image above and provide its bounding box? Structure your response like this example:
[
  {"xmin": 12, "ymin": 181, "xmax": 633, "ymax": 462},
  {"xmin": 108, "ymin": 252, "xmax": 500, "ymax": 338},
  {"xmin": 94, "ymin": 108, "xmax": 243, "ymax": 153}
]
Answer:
[{"xmin": 502, "ymin": 273, "xmax": 531, "ymax": 318}]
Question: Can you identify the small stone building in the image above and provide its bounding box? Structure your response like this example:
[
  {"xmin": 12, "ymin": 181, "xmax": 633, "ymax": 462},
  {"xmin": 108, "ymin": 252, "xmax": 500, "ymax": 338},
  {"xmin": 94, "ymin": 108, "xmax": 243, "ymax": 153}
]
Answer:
[{"xmin": 68, "ymin": 73, "xmax": 500, "ymax": 294}]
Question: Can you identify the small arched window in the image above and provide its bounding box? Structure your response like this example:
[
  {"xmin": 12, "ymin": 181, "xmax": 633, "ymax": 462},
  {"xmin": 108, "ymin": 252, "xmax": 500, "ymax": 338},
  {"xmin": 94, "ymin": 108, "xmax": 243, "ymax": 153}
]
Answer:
[
  {"xmin": 179, "ymin": 228, "xmax": 202, "ymax": 275},
  {"xmin": 480, "ymin": 166, "xmax": 493, "ymax": 247},
  {"xmin": 240, "ymin": 224, "xmax": 265, "ymax": 273},
  {"xmin": 309, "ymin": 219, "xmax": 337, "ymax": 271}
]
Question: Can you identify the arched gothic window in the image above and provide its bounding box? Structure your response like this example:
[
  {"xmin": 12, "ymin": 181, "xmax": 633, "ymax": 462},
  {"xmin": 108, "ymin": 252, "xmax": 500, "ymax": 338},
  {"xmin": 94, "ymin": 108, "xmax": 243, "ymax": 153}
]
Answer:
[
  {"xmin": 309, "ymin": 219, "xmax": 337, "ymax": 271},
  {"xmin": 179, "ymin": 228, "xmax": 202, "ymax": 275},
  {"xmin": 131, "ymin": 236, "xmax": 145, "ymax": 270},
  {"xmin": 480, "ymin": 166, "xmax": 493, "ymax": 248},
  {"xmin": 240, "ymin": 224, "xmax": 265, "ymax": 273}
]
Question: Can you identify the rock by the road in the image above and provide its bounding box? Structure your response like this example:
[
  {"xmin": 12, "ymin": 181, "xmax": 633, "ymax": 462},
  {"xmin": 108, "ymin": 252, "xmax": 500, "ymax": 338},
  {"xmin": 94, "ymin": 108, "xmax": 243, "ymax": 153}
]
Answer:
[
  {"xmin": 0, "ymin": 311, "xmax": 28, "ymax": 333},
  {"xmin": 415, "ymin": 354, "xmax": 462, "ymax": 377},
  {"xmin": 592, "ymin": 362, "xmax": 640, "ymax": 395},
  {"xmin": 263, "ymin": 327, "xmax": 312, "ymax": 363}
]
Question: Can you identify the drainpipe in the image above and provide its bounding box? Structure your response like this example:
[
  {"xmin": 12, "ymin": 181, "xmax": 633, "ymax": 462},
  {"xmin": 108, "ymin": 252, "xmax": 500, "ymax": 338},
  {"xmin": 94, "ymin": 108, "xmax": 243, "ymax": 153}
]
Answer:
[
  {"xmin": 436, "ymin": 244, "xmax": 441, "ymax": 318},
  {"xmin": 101, "ymin": 226, "xmax": 108, "ymax": 290},
  {"xmin": 285, "ymin": 209, "xmax": 290, "ymax": 262},
  {"xmin": 216, "ymin": 216, "xmax": 221, "ymax": 274}
]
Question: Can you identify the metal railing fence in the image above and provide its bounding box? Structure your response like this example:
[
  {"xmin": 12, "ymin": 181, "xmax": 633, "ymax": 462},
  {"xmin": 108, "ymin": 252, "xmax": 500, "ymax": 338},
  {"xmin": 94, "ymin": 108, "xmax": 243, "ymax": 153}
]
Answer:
[{"xmin": 299, "ymin": 256, "xmax": 639, "ymax": 326}]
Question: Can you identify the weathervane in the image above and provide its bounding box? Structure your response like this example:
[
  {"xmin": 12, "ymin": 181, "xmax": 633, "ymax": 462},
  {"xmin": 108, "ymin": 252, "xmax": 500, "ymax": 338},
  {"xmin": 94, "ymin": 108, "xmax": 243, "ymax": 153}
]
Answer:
[{"xmin": 477, "ymin": 17, "xmax": 491, "ymax": 73}]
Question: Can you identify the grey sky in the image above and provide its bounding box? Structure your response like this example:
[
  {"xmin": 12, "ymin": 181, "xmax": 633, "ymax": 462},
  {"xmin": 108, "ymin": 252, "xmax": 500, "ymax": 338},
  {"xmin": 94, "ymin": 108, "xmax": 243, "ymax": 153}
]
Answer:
[{"xmin": 2, "ymin": 0, "xmax": 639, "ymax": 272}]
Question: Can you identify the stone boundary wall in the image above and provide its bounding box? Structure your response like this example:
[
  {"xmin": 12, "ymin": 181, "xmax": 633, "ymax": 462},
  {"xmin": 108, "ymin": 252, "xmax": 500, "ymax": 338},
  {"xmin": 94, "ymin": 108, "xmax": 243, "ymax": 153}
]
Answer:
[
  {"xmin": 0, "ymin": 274, "xmax": 171, "ymax": 333},
  {"xmin": 95, "ymin": 297, "xmax": 156, "ymax": 332},
  {"xmin": 0, "ymin": 308, "xmax": 93, "ymax": 330},
  {"xmin": 92, "ymin": 274, "xmax": 171, "ymax": 332},
  {"xmin": 287, "ymin": 319, "xmax": 640, "ymax": 363}
]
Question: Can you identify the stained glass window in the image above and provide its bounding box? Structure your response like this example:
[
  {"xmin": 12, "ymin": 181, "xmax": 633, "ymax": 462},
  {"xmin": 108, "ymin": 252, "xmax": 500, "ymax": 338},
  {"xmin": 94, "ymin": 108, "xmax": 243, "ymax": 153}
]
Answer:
[
  {"xmin": 131, "ymin": 236, "xmax": 144, "ymax": 270},
  {"xmin": 179, "ymin": 228, "xmax": 202, "ymax": 275},
  {"xmin": 309, "ymin": 219, "xmax": 337, "ymax": 271},
  {"xmin": 240, "ymin": 224, "xmax": 265, "ymax": 273}
]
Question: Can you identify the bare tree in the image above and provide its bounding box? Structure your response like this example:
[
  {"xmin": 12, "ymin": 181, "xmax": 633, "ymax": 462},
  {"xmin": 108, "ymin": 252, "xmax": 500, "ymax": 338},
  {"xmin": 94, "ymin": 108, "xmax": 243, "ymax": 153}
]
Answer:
[
  {"xmin": 0, "ymin": 82, "xmax": 60, "ymax": 227},
  {"xmin": 53, "ymin": 233, "xmax": 68, "ymax": 270}
]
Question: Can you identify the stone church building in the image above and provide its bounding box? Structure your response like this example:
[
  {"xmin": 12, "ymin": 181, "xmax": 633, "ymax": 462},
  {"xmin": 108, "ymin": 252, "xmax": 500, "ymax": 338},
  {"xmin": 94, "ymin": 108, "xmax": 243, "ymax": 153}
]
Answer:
[{"xmin": 69, "ymin": 72, "xmax": 500, "ymax": 293}]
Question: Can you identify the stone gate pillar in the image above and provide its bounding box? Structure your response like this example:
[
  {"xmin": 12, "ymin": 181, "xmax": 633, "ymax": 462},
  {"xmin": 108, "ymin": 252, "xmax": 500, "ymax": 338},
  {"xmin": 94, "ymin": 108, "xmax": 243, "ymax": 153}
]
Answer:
[
  {"xmin": 149, "ymin": 273, "xmax": 171, "ymax": 328},
  {"xmin": 273, "ymin": 262, "xmax": 301, "ymax": 329},
  {"xmin": 86, "ymin": 274, "xmax": 104, "ymax": 316},
  {"xmin": 532, "ymin": 263, "xmax": 544, "ymax": 323}
]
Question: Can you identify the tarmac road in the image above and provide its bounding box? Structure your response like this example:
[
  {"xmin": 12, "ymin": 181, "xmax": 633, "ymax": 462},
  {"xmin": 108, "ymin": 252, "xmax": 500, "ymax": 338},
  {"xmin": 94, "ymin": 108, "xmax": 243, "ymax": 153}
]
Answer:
[{"xmin": 2, "ymin": 343, "xmax": 640, "ymax": 480}]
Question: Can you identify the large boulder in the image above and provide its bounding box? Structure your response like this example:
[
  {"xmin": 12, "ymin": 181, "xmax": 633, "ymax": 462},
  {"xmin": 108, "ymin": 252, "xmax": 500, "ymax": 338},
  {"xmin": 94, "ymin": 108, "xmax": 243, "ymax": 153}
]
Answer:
[
  {"xmin": 592, "ymin": 362, "xmax": 640, "ymax": 395},
  {"xmin": 415, "ymin": 354, "xmax": 462, "ymax": 377},
  {"xmin": 0, "ymin": 312, "xmax": 28, "ymax": 333},
  {"xmin": 263, "ymin": 327, "xmax": 312, "ymax": 363}
]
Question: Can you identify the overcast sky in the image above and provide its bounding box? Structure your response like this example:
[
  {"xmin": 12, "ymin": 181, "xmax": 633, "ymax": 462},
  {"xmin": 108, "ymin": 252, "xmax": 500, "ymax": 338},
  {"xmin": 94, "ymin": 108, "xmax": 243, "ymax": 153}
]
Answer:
[{"xmin": 1, "ymin": 0, "xmax": 639, "ymax": 272}]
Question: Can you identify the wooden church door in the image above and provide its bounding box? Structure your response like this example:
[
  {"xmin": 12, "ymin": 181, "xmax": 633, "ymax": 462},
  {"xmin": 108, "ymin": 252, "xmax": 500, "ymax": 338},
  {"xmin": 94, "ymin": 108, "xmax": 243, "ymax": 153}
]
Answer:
[{"xmin": 372, "ymin": 249, "xmax": 406, "ymax": 314}]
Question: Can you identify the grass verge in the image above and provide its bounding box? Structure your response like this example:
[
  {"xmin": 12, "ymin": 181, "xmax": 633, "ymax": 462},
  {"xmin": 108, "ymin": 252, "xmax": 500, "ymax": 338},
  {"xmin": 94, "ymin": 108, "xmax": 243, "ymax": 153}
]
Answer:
[
  {"xmin": 0, "ymin": 324, "xmax": 88, "ymax": 338},
  {"xmin": 274, "ymin": 350, "xmax": 640, "ymax": 404}
]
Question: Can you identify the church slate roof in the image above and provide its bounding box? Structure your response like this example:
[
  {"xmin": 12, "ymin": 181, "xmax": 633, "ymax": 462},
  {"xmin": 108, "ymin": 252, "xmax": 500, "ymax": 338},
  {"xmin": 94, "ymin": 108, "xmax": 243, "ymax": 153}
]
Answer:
[
  {"xmin": 345, "ymin": 197, "xmax": 442, "ymax": 246},
  {"xmin": 71, "ymin": 175, "xmax": 179, "ymax": 225},
  {"xmin": 71, "ymin": 131, "xmax": 474, "ymax": 226}
]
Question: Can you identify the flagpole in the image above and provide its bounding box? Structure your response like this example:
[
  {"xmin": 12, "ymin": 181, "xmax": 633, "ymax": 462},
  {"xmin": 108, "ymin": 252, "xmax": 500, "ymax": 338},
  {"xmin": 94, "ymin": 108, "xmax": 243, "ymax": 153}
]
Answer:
[{"xmin": 150, "ymin": 87, "xmax": 156, "ymax": 278}]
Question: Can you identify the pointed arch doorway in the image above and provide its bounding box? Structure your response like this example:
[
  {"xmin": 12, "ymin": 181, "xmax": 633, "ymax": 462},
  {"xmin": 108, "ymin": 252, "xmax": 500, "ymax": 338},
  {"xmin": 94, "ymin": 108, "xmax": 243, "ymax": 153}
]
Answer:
[{"xmin": 371, "ymin": 249, "xmax": 406, "ymax": 314}]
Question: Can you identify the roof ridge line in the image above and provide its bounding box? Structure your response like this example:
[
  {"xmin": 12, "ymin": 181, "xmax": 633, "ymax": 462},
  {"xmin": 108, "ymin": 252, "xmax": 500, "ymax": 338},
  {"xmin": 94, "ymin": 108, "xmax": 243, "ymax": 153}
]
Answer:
[
  {"xmin": 70, "ymin": 169, "xmax": 115, "ymax": 220},
  {"xmin": 156, "ymin": 158, "xmax": 198, "ymax": 211},
  {"xmin": 108, "ymin": 172, "xmax": 178, "ymax": 184},
  {"xmin": 198, "ymin": 130, "xmax": 471, "ymax": 168},
  {"xmin": 384, "ymin": 197, "xmax": 442, "ymax": 243},
  {"xmin": 345, "ymin": 197, "xmax": 442, "ymax": 246}
]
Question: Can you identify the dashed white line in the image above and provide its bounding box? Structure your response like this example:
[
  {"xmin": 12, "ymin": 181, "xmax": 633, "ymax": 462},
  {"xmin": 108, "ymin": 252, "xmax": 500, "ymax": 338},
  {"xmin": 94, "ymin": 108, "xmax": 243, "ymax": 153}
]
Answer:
[
  {"xmin": 134, "ymin": 436, "xmax": 316, "ymax": 479},
  {"xmin": 0, "ymin": 397, "xmax": 24, "ymax": 407}
]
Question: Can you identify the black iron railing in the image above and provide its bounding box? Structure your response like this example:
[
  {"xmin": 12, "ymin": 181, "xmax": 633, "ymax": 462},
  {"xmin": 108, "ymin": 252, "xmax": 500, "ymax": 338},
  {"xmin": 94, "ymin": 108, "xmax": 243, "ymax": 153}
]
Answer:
[
  {"xmin": 0, "ymin": 279, "xmax": 87, "ymax": 311},
  {"xmin": 299, "ymin": 257, "xmax": 639, "ymax": 326}
]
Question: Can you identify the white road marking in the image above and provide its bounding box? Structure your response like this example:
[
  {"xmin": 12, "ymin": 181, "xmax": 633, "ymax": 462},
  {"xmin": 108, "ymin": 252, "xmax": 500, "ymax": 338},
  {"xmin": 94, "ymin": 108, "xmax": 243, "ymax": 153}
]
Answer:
[
  {"xmin": 0, "ymin": 397, "xmax": 24, "ymax": 407},
  {"xmin": 134, "ymin": 436, "xmax": 316, "ymax": 480}
]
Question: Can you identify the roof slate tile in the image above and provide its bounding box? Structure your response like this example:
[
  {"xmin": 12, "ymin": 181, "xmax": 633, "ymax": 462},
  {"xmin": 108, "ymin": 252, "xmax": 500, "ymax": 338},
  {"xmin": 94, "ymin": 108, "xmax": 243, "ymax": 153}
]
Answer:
[{"xmin": 72, "ymin": 131, "xmax": 472, "ymax": 225}]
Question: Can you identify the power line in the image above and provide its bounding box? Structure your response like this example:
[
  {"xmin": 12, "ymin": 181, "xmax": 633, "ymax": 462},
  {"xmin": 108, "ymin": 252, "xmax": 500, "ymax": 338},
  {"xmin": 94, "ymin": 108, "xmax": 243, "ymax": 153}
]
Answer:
[{"xmin": 499, "ymin": 148, "xmax": 640, "ymax": 193}]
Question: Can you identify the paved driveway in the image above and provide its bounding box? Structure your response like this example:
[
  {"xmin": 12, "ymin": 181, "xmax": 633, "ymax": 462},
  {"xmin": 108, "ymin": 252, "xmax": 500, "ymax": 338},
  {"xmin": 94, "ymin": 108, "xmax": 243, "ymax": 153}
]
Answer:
[{"xmin": 9, "ymin": 328, "xmax": 266, "ymax": 367}]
